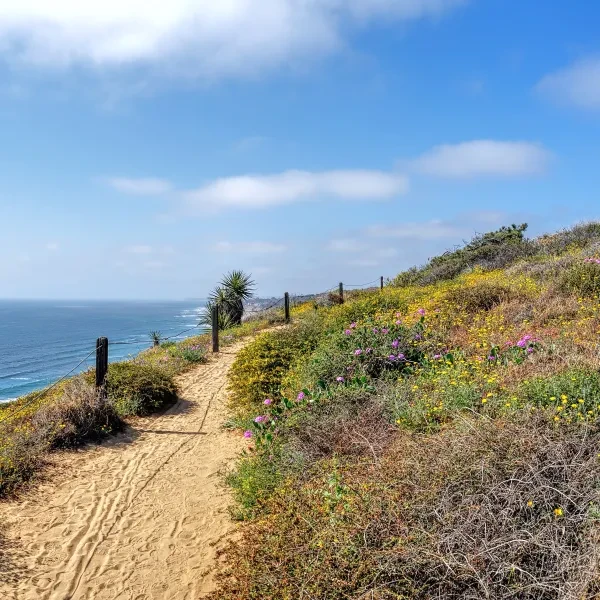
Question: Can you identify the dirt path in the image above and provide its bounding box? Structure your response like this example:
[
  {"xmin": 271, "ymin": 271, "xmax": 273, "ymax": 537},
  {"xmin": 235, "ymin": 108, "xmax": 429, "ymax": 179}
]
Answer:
[{"xmin": 0, "ymin": 341, "xmax": 249, "ymax": 599}]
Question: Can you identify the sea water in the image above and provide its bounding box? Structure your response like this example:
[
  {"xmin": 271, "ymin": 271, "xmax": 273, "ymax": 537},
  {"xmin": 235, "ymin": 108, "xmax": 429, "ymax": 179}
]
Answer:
[{"xmin": 0, "ymin": 300, "xmax": 206, "ymax": 402}]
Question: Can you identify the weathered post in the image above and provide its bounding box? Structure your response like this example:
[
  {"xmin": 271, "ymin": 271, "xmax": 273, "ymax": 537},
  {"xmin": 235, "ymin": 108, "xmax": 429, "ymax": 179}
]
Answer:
[
  {"xmin": 284, "ymin": 292, "xmax": 290, "ymax": 323},
  {"xmin": 212, "ymin": 305, "xmax": 219, "ymax": 353},
  {"xmin": 95, "ymin": 337, "xmax": 109, "ymax": 397},
  {"xmin": 380, "ymin": 276, "xmax": 384, "ymax": 290},
  {"xmin": 339, "ymin": 282, "xmax": 344, "ymax": 304}
]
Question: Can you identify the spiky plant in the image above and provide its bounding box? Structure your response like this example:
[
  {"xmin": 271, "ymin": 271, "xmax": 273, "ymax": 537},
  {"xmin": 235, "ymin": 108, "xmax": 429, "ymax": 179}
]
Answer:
[
  {"xmin": 200, "ymin": 271, "xmax": 256, "ymax": 330},
  {"xmin": 149, "ymin": 331, "xmax": 162, "ymax": 347},
  {"xmin": 219, "ymin": 270, "xmax": 255, "ymax": 324}
]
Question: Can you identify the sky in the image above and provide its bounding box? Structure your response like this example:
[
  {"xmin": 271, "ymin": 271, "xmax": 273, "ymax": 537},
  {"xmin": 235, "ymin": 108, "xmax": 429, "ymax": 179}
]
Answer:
[{"xmin": 0, "ymin": 0, "xmax": 599, "ymax": 300}]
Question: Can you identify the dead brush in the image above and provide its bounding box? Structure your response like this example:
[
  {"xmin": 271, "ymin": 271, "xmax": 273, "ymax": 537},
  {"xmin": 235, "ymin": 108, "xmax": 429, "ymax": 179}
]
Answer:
[
  {"xmin": 210, "ymin": 413, "xmax": 600, "ymax": 600},
  {"xmin": 31, "ymin": 377, "xmax": 122, "ymax": 448},
  {"xmin": 287, "ymin": 390, "xmax": 395, "ymax": 463},
  {"xmin": 381, "ymin": 413, "xmax": 600, "ymax": 600},
  {"xmin": 445, "ymin": 281, "xmax": 524, "ymax": 313}
]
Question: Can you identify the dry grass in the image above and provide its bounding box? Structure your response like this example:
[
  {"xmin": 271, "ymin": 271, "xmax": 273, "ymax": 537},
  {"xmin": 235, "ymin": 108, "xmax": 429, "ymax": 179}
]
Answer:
[
  {"xmin": 212, "ymin": 414, "xmax": 600, "ymax": 600},
  {"xmin": 31, "ymin": 378, "xmax": 121, "ymax": 448}
]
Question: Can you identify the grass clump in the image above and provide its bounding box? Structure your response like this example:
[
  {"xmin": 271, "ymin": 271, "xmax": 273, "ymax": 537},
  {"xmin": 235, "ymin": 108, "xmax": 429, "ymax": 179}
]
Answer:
[{"xmin": 559, "ymin": 259, "xmax": 600, "ymax": 297}]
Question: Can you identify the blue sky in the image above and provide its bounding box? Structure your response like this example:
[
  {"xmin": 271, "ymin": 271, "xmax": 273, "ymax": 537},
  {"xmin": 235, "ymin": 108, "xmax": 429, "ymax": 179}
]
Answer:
[{"xmin": 0, "ymin": 0, "xmax": 599, "ymax": 299}]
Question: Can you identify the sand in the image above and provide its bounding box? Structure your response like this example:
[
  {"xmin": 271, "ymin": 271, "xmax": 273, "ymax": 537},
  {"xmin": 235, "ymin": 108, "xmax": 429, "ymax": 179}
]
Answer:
[{"xmin": 0, "ymin": 340, "xmax": 249, "ymax": 599}]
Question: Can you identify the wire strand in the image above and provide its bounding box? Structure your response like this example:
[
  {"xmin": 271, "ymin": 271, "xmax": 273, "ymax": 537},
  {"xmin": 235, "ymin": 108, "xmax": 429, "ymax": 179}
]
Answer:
[
  {"xmin": 343, "ymin": 279, "xmax": 380, "ymax": 289},
  {"xmin": 0, "ymin": 345, "xmax": 99, "ymax": 427}
]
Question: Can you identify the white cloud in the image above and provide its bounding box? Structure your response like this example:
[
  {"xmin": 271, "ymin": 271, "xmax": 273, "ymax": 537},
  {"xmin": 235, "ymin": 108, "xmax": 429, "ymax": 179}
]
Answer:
[
  {"xmin": 367, "ymin": 219, "xmax": 464, "ymax": 240},
  {"xmin": 46, "ymin": 242, "xmax": 59, "ymax": 251},
  {"xmin": 184, "ymin": 169, "xmax": 408, "ymax": 210},
  {"xmin": 328, "ymin": 239, "xmax": 367, "ymax": 252},
  {"xmin": 214, "ymin": 241, "xmax": 287, "ymax": 254},
  {"xmin": 126, "ymin": 245, "xmax": 153, "ymax": 254},
  {"xmin": 409, "ymin": 140, "xmax": 551, "ymax": 178},
  {"xmin": 106, "ymin": 177, "xmax": 172, "ymax": 195},
  {"xmin": 0, "ymin": 1, "xmax": 466, "ymax": 79},
  {"xmin": 537, "ymin": 57, "xmax": 600, "ymax": 111}
]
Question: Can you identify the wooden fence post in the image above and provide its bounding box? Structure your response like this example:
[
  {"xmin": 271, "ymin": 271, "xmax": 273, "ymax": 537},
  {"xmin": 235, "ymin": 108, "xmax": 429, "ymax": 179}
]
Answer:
[
  {"xmin": 284, "ymin": 292, "xmax": 290, "ymax": 322},
  {"xmin": 339, "ymin": 282, "xmax": 344, "ymax": 304},
  {"xmin": 380, "ymin": 276, "xmax": 384, "ymax": 290},
  {"xmin": 95, "ymin": 337, "xmax": 109, "ymax": 397},
  {"xmin": 212, "ymin": 305, "xmax": 219, "ymax": 353}
]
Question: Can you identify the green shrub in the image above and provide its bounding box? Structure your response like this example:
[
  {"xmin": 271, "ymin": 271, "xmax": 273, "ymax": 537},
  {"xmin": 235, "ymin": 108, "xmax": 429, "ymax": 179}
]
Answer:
[
  {"xmin": 391, "ymin": 224, "xmax": 532, "ymax": 287},
  {"xmin": 225, "ymin": 453, "xmax": 282, "ymax": 520},
  {"xmin": 559, "ymin": 260, "xmax": 600, "ymax": 297},
  {"xmin": 286, "ymin": 319, "xmax": 425, "ymax": 392},
  {"xmin": 519, "ymin": 368, "xmax": 600, "ymax": 422},
  {"xmin": 228, "ymin": 319, "xmax": 322, "ymax": 414},
  {"xmin": 104, "ymin": 363, "xmax": 178, "ymax": 416},
  {"xmin": 175, "ymin": 346, "xmax": 206, "ymax": 363}
]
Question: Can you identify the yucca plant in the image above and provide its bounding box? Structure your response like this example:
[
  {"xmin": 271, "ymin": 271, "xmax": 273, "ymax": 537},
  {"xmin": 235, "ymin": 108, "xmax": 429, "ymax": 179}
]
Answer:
[
  {"xmin": 149, "ymin": 331, "xmax": 162, "ymax": 347},
  {"xmin": 201, "ymin": 270, "xmax": 255, "ymax": 330}
]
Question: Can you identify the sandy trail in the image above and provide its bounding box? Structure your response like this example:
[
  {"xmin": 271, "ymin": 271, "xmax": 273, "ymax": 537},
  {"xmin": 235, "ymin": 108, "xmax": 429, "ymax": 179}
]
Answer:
[{"xmin": 0, "ymin": 341, "xmax": 249, "ymax": 600}]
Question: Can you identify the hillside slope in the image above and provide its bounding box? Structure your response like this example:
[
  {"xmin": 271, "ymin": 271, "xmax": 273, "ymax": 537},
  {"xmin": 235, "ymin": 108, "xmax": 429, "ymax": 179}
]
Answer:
[{"xmin": 210, "ymin": 223, "xmax": 600, "ymax": 600}]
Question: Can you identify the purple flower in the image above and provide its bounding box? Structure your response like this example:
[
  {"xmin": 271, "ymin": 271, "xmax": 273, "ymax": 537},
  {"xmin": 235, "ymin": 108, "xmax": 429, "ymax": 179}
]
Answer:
[
  {"xmin": 433, "ymin": 354, "xmax": 442, "ymax": 360},
  {"xmin": 264, "ymin": 398, "xmax": 273, "ymax": 406},
  {"xmin": 414, "ymin": 334, "xmax": 422, "ymax": 341},
  {"xmin": 354, "ymin": 349, "xmax": 363, "ymax": 356},
  {"xmin": 398, "ymin": 353, "xmax": 406, "ymax": 360},
  {"xmin": 297, "ymin": 392, "xmax": 306, "ymax": 402},
  {"xmin": 373, "ymin": 328, "xmax": 379, "ymax": 334},
  {"xmin": 527, "ymin": 347, "xmax": 534, "ymax": 354},
  {"xmin": 382, "ymin": 328, "xmax": 389, "ymax": 334},
  {"xmin": 388, "ymin": 355, "xmax": 396, "ymax": 361},
  {"xmin": 395, "ymin": 320, "xmax": 402, "ymax": 325},
  {"xmin": 344, "ymin": 329, "xmax": 352, "ymax": 335},
  {"xmin": 366, "ymin": 347, "xmax": 373, "ymax": 353},
  {"xmin": 243, "ymin": 430, "xmax": 253, "ymax": 439},
  {"xmin": 417, "ymin": 308, "xmax": 426, "ymax": 316},
  {"xmin": 336, "ymin": 376, "xmax": 345, "ymax": 383},
  {"xmin": 254, "ymin": 415, "xmax": 267, "ymax": 423},
  {"xmin": 517, "ymin": 339, "xmax": 527, "ymax": 348},
  {"xmin": 350, "ymin": 322, "xmax": 357, "ymax": 328},
  {"xmin": 488, "ymin": 355, "xmax": 496, "ymax": 361},
  {"xmin": 392, "ymin": 339, "xmax": 399, "ymax": 348}
]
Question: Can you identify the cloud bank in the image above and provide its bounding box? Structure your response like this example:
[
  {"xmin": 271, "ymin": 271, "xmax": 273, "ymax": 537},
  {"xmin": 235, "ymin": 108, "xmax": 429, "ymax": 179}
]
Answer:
[
  {"xmin": 537, "ymin": 57, "xmax": 600, "ymax": 111},
  {"xmin": 409, "ymin": 140, "xmax": 551, "ymax": 178},
  {"xmin": 0, "ymin": 1, "xmax": 466, "ymax": 78},
  {"xmin": 184, "ymin": 170, "xmax": 409, "ymax": 210}
]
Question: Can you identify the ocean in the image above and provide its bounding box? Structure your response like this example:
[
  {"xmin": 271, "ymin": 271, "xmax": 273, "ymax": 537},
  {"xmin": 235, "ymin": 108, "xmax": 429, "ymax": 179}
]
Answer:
[{"xmin": 0, "ymin": 300, "xmax": 207, "ymax": 402}]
